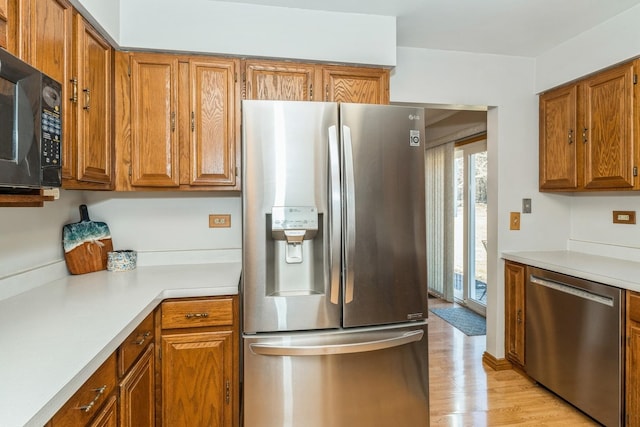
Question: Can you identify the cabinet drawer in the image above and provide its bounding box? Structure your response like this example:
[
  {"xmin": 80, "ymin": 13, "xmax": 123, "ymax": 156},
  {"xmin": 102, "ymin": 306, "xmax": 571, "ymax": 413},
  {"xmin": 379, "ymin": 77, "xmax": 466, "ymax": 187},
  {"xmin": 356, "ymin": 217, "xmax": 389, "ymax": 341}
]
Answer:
[
  {"xmin": 50, "ymin": 353, "xmax": 117, "ymax": 426},
  {"xmin": 629, "ymin": 292, "xmax": 640, "ymax": 323},
  {"xmin": 117, "ymin": 312, "xmax": 154, "ymax": 377},
  {"xmin": 161, "ymin": 297, "xmax": 234, "ymax": 329}
]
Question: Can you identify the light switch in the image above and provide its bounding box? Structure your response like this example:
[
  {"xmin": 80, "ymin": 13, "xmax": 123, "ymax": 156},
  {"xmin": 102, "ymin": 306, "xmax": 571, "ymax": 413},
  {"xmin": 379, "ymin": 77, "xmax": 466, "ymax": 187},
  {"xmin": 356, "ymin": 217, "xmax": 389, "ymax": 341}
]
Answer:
[
  {"xmin": 510, "ymin": 212, "xmax": 520, "ymax": 230},
  {"xmin": 522, "ymin": 198, "xmax": 532, "ymax": 214}
]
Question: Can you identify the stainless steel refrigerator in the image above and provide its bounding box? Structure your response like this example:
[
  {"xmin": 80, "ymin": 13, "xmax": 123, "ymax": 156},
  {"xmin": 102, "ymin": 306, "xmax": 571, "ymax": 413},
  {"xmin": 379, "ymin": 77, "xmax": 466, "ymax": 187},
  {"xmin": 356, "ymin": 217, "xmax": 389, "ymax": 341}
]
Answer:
[{"xmin": 242, "ymin": 100, "xmax": 429, "ymax": 427}]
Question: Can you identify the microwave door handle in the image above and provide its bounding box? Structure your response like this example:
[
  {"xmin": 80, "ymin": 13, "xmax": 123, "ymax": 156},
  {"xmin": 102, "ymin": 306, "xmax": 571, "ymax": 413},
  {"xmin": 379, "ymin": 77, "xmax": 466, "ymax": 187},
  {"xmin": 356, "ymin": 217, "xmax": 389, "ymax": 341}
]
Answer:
[
  {"xmin": 328, "ymin": 125, "xmax": 341, "ymax": 305},
  {"xmin": 249, "ymin": 330, "xmax": 424, "ymax": 356},
  {"xmin": 343, "ymin": 125, "xmax": 355, "ymax": 304}
]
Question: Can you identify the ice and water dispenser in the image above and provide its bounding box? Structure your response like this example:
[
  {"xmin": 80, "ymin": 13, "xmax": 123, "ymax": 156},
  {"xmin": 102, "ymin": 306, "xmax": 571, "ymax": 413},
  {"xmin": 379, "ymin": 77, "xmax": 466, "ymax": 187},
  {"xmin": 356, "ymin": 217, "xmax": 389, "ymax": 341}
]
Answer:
[{"xmin": 266, "ymin": 206, "xmax": 326, "ymax": 297}]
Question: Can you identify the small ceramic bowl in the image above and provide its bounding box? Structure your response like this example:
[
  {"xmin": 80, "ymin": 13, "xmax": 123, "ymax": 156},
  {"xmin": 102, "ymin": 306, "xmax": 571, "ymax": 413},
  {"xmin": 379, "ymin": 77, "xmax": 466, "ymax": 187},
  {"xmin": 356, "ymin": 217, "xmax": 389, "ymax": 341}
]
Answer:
[{"xmin": 107, "ymin": 250, "xmax": 137, "ymax": 272}]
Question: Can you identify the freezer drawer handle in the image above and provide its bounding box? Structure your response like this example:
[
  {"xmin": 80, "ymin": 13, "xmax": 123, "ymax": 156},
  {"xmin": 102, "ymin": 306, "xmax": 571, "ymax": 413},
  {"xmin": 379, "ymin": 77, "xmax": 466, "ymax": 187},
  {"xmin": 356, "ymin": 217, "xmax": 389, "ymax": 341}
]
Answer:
[{"xmin": 249, "ymin": 330, "xmax": 423, "ymax": 356}]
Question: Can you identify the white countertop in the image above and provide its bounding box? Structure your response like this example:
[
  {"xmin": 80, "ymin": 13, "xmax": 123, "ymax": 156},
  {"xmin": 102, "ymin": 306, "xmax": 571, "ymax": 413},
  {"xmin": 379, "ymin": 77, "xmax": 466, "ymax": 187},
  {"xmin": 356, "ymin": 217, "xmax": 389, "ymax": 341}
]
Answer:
[
  {"xmin": 0, "ymin": 261, "xmax": 241, "ymax": 427},
  {"xmin": 502, "ymin": 250, "xmax": 640, "ymax": 292}
]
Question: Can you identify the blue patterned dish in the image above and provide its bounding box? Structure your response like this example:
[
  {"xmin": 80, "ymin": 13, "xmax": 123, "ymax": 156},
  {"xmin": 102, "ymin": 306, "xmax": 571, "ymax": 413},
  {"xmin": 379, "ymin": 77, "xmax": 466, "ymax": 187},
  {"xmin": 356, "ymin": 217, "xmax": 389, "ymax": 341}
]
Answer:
[{"xmin": 107, "ymin": 250, "xmax": 137, "ymax": 272}]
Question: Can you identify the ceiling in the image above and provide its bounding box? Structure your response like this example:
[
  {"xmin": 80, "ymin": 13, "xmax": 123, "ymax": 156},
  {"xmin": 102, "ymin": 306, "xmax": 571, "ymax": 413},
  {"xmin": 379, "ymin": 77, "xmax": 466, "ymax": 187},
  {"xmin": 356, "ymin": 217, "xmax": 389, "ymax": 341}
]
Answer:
[{"xmin": 213, "ymin": 0, "xmax": 640, "ymax": 57}]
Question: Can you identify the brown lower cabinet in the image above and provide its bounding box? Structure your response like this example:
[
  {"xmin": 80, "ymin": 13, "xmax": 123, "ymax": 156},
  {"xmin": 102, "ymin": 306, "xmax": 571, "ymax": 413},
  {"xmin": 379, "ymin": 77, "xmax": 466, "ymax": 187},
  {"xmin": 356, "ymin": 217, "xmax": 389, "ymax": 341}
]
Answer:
[
  {"xmin": 88, "ymin": 395, "xmax": 118, "ymax": 427},
  {"xmin": 627, "ymin": 291, "xmax": 640, "ymax": 426},
  {"xmin": 48, "ymin": 353, "xmax": 118, "ymax": 427},
  {"xmin": 46, "ymin": 312, "xmax": 156, "ymax": 427},
  {"xmin": 119, "ymin": 344, "xmax": 154, "ymax": 427},
  {"xmin": 46, "ymin": 296, "xmax": 239, "ymax": 427},
  {"xmin": 504, "ymin": 260, "xmax": 526, "ymax": 369},
  {"xmin": 158, "ymin": 296, "xmax": 239, "ymax": 427}
]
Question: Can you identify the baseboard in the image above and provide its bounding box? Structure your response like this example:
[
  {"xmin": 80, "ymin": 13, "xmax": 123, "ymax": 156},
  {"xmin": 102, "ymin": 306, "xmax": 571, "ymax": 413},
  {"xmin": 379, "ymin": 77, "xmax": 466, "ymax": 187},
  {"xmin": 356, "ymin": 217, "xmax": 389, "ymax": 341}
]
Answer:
[{"xmin": 482, "ymin": 351, "xmax": 512, "ymax": 371}]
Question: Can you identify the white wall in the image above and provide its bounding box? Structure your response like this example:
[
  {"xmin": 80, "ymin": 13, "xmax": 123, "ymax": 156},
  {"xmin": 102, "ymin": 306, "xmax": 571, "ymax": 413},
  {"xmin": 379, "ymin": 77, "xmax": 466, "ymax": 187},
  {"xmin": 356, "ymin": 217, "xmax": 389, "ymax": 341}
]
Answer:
[
  {"xmin": 536, "ymin": 4, "xmax": 640, "ymax": 92},
  {"xmin": 391, "ymin": 47, "xmax": 572, "ymax": 357},
  {"xmin": 536, "ymin": 4, "xmax": 640, "ymax": 258},
  {"xmin": 82, "ymin": 192, "xmax": 241, "ymax": 253},
  {"xmin": 0, "ymin": 191, "xmax": 84, "ymax": 278},
  {"xmin": 70, "ymin": 0, "xmax": 120, "ymax": 45},
  {"xmin": 0, "ymin": 190, "xmax": 241, "ymax": 284},
  {"xmin": 119, "ymin": 0, "xmax": 396, "ymax": 66}
]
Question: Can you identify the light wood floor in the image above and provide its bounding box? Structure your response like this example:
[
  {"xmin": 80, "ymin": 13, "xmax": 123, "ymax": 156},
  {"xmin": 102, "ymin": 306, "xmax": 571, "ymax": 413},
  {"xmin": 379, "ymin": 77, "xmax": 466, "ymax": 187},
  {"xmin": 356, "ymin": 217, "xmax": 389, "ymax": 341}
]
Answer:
[{"xmin": 428, "ymin": 298, "xmax": 599, "ymax": 426}]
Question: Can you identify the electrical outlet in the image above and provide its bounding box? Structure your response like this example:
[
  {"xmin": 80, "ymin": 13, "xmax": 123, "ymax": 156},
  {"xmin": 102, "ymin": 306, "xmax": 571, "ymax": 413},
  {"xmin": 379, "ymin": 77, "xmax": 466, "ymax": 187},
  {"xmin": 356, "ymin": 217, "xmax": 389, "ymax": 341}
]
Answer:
[
  {"xmin": 209, "ymin": 214, "xmax": 231, "ymax": 228},
  {"xmin": 510, "ymin": 212, "xmax": 521, "ymax": 230},
  {"xmin": 613, "ymin": 210, "xmax": 636, "ymax": 224}
]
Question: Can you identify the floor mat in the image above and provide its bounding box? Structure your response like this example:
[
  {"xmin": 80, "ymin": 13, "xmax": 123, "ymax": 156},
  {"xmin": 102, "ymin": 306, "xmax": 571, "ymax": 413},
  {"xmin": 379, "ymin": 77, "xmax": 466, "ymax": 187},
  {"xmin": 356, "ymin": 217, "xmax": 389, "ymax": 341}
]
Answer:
[{"xmin": 429, "ymin": 307, "xmax": 486, "ymax": 336}]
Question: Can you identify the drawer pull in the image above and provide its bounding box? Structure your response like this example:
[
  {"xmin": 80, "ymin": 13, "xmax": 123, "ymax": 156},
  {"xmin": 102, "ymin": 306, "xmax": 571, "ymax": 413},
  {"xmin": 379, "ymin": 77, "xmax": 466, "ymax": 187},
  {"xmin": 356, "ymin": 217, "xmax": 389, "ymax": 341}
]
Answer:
[
  {"xmin": 78, "ymin": 385, "xmax": 107, "ymax": 412},
  {"xmin": 185, "ymin": 312, "xmax": 209, "ymax": 319},
  {"xmin": 134, "ymin": 331, "xmax": 151, "ymax": 346}
]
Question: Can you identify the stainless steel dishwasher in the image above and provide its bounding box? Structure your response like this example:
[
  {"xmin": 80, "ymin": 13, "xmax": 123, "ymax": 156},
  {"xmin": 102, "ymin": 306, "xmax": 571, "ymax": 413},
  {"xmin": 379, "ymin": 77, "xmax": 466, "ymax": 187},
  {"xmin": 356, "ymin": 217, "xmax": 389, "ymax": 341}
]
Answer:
[{"xmin": 526, "ymin": 267, "xmax": 623, "ymax": 427}]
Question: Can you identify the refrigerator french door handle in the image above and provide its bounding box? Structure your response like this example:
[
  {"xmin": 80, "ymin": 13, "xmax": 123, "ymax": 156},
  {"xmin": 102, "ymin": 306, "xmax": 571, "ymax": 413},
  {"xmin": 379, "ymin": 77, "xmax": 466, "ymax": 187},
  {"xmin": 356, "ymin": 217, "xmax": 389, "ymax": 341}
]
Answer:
[
  {"xmin": 249, "ymin": 330, "xmax": 424, "ymax": 356},
  {"xmin": 343, "ymin": 125, "xmax": 355, "ymax": 304},
  {"xmin": 328, "ymin": 125, "xmax": 341, "ymax": 305}
]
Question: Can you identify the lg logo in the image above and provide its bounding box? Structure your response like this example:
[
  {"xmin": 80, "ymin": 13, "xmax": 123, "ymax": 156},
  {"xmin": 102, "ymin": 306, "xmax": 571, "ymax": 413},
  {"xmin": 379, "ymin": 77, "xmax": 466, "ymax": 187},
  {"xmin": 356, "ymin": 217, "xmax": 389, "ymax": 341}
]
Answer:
[{"xmin": 409, "ymin": 114, "xmax": 421, "ymax": 120}]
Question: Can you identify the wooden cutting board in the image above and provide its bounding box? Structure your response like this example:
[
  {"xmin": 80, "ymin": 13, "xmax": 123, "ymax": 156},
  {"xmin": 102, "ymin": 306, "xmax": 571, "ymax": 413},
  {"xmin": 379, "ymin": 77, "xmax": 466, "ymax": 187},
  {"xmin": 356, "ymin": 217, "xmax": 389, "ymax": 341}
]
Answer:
[{"xmin": 62, "ymin": 204, "xmax": 113, "ymax": 275}]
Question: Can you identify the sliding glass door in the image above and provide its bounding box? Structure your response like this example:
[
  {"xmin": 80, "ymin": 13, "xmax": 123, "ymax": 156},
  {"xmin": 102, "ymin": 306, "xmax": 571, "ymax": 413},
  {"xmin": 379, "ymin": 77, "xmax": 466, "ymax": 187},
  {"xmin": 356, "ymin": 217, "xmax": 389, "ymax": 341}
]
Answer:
[{"xmin": 454, "ymin": 138, "xmax": 487, "ymax": 315}]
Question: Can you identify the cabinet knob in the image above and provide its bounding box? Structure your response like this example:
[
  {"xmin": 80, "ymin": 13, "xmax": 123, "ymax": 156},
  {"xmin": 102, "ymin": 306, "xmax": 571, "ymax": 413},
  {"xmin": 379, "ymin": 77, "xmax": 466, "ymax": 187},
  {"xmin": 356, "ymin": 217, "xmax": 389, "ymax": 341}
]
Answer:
[
  {"xmin": 582, "ymin": 127, "xmax": 588, "ymax": 143},
  {"xmin": 568, "ymin": 129, "xmax": 573, "ymax": 144}
]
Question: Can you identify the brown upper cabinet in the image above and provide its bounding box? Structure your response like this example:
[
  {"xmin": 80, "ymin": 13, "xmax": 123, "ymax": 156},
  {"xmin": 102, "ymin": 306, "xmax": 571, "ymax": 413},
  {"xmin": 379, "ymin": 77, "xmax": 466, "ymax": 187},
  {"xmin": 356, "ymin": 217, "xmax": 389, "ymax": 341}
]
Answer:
[
  {"xmin": 18, "ymin": 0, "xmax": 74, "ymax": 179},
  {"xmin": 539, "ymin": 61, "xmax": 637, "ymax": 191},
  {"xmin": 115, "ymin": 52, "xmax": 240, "ymax": 191},
  {"xmin": 0, "ymin": 0, "xmax": 7, "ymax": 49},
  {"xmin": 14, "ymin": 0, "xmax": 113, "ymax": 190},
  {"xmin": 243, "ymin": 59, "xmax": 317, "ymax": 101},
  {"xmin": 322, "ymin": 65, "xmax": 389, "ymax": 104},
  {"xmin": 69, "ymin": 14, "xmax": 113, "ymax": 188},
  {"xmin": 242, "ymin": 59, "xmax": 390, "ymax": 104}
]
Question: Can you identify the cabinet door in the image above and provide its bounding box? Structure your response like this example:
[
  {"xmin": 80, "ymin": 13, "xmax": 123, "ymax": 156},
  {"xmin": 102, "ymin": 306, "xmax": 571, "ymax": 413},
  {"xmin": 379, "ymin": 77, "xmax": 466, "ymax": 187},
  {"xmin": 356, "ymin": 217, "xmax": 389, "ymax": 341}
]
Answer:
[
  {"xmin": 22, "ymin": 0, "xmax": 74, "ymax": 179},
  {"xmin": 88, "ymin": 395, "xmax": 118, "ymax": 427},
  {"xmin": 189, "ymin": 58, "xmax": 238, "ymax": 187},
  {"xmin": 539, "ymin": 84, "xmax": 579, "ymax": 190},
  {"xmin": 244, "ymin": 59, "xmax": 317, "ymax": 101},
  {"xmin": 161, "ymin": 331, "xmax": 234, "ymax": 427},
  {"xmin": 120, "ymin": 344, "xmax": 155, "ymax": 427},
  {"xmin": 0, "ymin": 0, "xmax": 7, "ymax": 49},
  {"xmin": 504, "ymin": 261, "xmax": 525, "ymax": 367},
  {"xmin": 582, "ymin": 63, "xmax": 634, "ymax": 189},
  {"xmin": 627, "ymin": 292, "xmax": 640, "ymax": 426},
  {"xmin": 2, "ymin": 0, "xmax": 18, "ymax": 54},
  {"xmin": 130, "ymin": 53, "xmax": 180, "ymax": 187},
  {"xmin": 75, "ymin": 15, "xmax": 112, "ymax": 185},
  {"xmin": 322, "ymin": 65, "xmax": 389, "ymax": 104}
]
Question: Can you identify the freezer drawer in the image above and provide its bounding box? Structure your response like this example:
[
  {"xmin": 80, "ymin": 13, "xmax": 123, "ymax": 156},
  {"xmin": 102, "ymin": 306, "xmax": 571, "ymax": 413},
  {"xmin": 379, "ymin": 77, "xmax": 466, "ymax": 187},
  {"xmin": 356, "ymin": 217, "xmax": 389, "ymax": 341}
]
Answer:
[{"xmin": 243, "ymin": 322, "xmax": 429, "ymax": 427}]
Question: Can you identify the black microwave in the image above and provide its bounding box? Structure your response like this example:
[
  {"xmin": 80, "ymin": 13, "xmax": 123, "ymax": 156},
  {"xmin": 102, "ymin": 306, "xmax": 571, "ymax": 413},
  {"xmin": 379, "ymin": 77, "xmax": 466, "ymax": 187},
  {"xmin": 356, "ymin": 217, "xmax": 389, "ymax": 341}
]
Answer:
[{"xmin": 0, "ymin": 48, "xmax": 62, "ymax": 189}]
